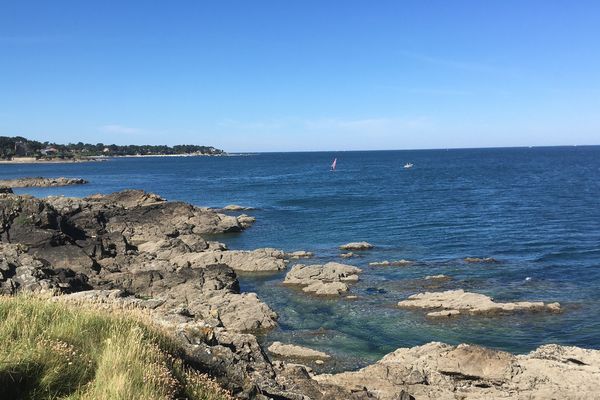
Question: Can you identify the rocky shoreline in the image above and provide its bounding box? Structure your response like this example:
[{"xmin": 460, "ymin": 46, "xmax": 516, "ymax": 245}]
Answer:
[
  {"xmin": 0, "ymin": 176, "xmax": 88, "ymax": 188},
  {"xmin": 0, "ymin": 189, "xmax": 598, "ymax": 399}
]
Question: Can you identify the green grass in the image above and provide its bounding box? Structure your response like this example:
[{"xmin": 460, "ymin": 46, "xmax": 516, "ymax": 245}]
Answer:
[{"xmin": 0, "ymin": 296, "xmax": 233, "ymax": 400}]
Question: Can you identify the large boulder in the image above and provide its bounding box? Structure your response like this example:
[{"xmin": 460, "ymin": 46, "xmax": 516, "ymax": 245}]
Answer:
[{"xmin": 284, "ymin": 262, "xmax": 362, "ymax": 296}]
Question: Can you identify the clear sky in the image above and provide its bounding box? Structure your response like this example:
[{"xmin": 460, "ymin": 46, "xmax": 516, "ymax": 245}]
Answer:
[{"xmin": 1, "ymin": 1, "xmax": 599, "ymax": 152}]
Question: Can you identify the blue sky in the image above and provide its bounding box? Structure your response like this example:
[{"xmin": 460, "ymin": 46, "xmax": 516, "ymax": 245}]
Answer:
[{"xmin": 1, "ymin": 1, "xmax": 599, "ymax": 151}]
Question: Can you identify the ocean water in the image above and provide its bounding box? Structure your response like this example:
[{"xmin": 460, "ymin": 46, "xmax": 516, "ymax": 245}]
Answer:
[{"xmin": 2, "ymin": 147, "xmax": 600, "ymax": 371}]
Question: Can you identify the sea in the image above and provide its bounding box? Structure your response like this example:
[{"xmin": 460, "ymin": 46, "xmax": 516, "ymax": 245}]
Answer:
[{"xmin": 2, "ymin": 146, "xmax": 600, "ymax": 372}]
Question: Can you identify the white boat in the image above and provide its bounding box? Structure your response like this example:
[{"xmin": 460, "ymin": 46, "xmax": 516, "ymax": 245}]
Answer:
[{"xmin": 403, "ymin": 163, "xmax": 413, "ymax": 169}]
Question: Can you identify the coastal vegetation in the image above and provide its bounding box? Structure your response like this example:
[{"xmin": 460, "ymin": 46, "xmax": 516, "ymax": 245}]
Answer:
[
  {"xmin": 0, "ymin": 136, "xmax": 224, "ymax": 160},
  {"xmin": 0, "ymin": 296, "xmax": 232, "ymax": 400}
]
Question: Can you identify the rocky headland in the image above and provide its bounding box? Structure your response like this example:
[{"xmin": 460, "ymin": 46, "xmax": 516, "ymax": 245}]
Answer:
[
  {"xmin": 0, "ymin": 176, "xmax": 88, "ymax": 188},
  {"xmin": 0, "ymin": 188, "xmax": 596, "ymax": 399}
]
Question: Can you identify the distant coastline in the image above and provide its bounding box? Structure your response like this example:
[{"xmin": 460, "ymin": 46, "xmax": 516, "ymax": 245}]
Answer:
[
  {"xmin": 0, "ymin": 135, "xmax": 226, "ymax": 162},
  {"xmin": 0, "ymin": 153, "xmax": 236, "ymax": 164},
  {"xmin": 0, "ymin": 157, "xmax": 101, "ymax": 164}
]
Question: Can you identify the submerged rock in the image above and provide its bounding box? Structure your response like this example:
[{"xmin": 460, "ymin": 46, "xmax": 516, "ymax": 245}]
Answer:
[
  {"xmin": 369, "ymin": 259, "xmax": 413, "ymax": 267},
  {"xmin": 0, "ymin": 176, "xmax": 88, "ymax": 188},
  {"xmin": 314, "ymin": 342, "xmax": 600, "ymax": 400},
  {"xmin": 222, "ymin": 204, "xmax": 254, "ymax": 211},
  {"xmin": 303, "ymin": 281, "xmax": 350, "ymax": 296},
  {"xmin": 284, "ymin": 262, "xmax": 362, "ymax": 296},
  {"xmin": 398, "ymin": 289, "xmax": 561, "ymax": 317},
  {"xmin": 286, "ymin": 250, "xmax": 314, "ymax": 259},
  {"xmin": 268, "ymin": 341, "xmax": 330, "ymax": 360},
  {"xmin": 339, "ymin": 241, "xmax": 374, "ymax": 251},
  {"xmin": 340, "ymin": 252, "xmax": 360, "ymax": 258},
  {"xmin": 424, "ymin": 274, "xmax": 451, "ymax": 281},
  {"xmin": 464, "ymin": 257, "xmax": 498, "ymax": 263}
]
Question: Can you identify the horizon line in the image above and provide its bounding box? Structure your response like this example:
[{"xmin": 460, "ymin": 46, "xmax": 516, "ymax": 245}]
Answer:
[{"xmin": 230, "ymin": 143, "xmax": 600, "ymax": 154}]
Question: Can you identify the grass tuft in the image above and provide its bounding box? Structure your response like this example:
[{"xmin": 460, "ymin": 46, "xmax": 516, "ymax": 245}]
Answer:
[{"xmin": 0, "ymin": 296, "xmax": 233, "ymax": 400}]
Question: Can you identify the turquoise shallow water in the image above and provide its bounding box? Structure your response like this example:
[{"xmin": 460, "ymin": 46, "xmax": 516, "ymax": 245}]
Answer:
[{"xmin": 2, "ymin": 147, "xmax": 600, "ymax": 371}]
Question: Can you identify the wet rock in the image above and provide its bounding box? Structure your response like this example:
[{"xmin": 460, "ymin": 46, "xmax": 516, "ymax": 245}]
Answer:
[
  {"xmin": 0, "ymin": 177, "xmax": 88, "ymax": 188},
  {"xmin": 369, "ymin": 260, "xmax": 413, "ymax": 267},
  {"xmin": 398, "ymin": 289, "xmax": 561, "ymax": 317},
  {"xmin": 464, "ymin": 257, "xmax": 498, "ymax": 263},
  {"xmin": 303, "ymin": 281, "xmax": 350, "ymax": 295},
  {"xmin": 0, "ymin": 187, "xmax": 13, "ymax": 194},
  {"xmin": 268, "ymin": 341, "xmax": 331, "ymax": 360},
  {"xmin": 339, "ymin": 242, "xmax": 374, "ymax": 251},
  {"xmin": 424, "ymin": 274, "xmax": 450, "ymax": 281},
  {"xmin": 286, "ymin": 250, "xmax": 314, "ymax": 259},
  {"xmin": 340, "ymin": 252, "xmax": 360, "ymax": 258}
]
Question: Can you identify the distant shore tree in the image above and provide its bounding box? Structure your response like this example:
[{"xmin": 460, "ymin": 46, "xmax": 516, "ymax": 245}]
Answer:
[{"xmin": 0, "ymin": 136, "xmax": 225, "ymax": 159}]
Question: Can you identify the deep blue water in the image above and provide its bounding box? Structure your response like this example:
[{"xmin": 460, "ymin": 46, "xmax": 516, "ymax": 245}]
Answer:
[{"xmin": 2, "ymin": 147, "xmax": 600, "ymax": 371}]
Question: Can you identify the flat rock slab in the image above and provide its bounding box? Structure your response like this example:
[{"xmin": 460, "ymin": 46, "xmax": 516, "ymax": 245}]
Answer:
[
  {"xmin": 284, "ymin": 262, "xmax": 362, "ymax": 296},
  {"xmin": 172, "ymin": 248, "xmax": 288, "ymax": 272},
  {"xmin": 268, "ymin": 341, "xmax": 330, "ymax": 359},
  {"xmin": 314, "ymin": 342, "xmax": 600, "ymax": 400},
  {"xmin": 398, "ymin": 289, "xmax": 561, "ymax": 317},
  {"xmin": 339, "ymin": 242, "xmax": 374, "ymax": 251},
  {"xmin": 0, "ymin": 177, "xmax": 88, "ymax": 188}
]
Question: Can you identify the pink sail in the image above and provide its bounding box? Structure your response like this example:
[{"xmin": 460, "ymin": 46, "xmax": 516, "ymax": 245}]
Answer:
[{"xmin": 331, "ymin": 158, "xmax": 337, "ymax": 171}]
